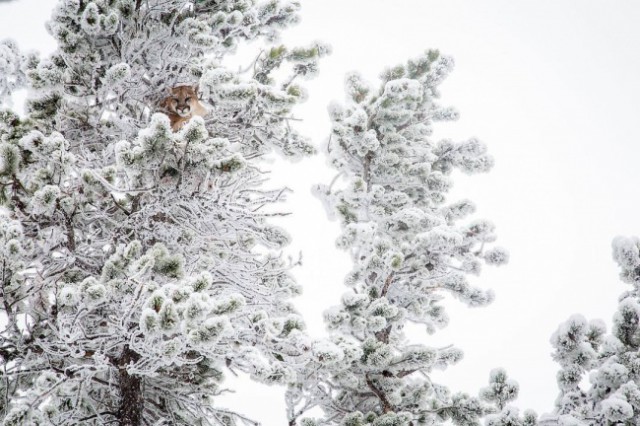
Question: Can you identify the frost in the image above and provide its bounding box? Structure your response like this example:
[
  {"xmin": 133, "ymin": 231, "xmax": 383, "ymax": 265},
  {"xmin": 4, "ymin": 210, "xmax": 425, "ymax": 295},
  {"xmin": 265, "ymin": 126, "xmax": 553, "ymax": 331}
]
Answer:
[
  {"xmin": 84, "ymin": 282, "xmax": 107, "ymax": 305},
  {"xmin": 105, "ymin": 62, "xmax": 131, "ymax": 85},
  {"xmin": 0, "ymin": 0, "xmax": 324, "ymax": 423},
  {"xmin": 612, "ymin": 236, "xmax": 640, "ymax": 269},
  {"xmin": 361, "ymin": 338, "xmax": 393, "ymax": 367},
  {"xmin": 345, "ymin": 72, "xmax": 372, "ymax": 104},
  {"xmin": 311, "ymin": 340, "xmax": 344, "ymax": 365},
  {"xmin": 0, "ymin": 142, "xmax": 20, "ymax": 175},
  {"xmin": 547, "ymin": 237, "xmax": 640, "ymax": 424},
  {"xmin": 0, "ymin": 0, "xmax": 524, "ymax": 424},
  {"xmin": 0, "ymin": 39, "xmax": 29, "ymax": 104},
  {"xmin": 342, "ymin": 291, "xmax": 370, "ymax": 309},
  {"xmin": 480, "ymin": 368, "xmax": 519, "ymax": 409},
  {"xmin": 58, "ymin": 285, "xmax": 80, "ymax": 308},
  {"xmin": 288, "ymin": 50, "xmax": 510, "ymax": 426},
  {"xmin": 601, "ymin": 396, "xmax": 633, "ymax": 421},
  {"xmin": 30, "ymin": 185, "xmax": 60, "ymax": 216},
  {"xmin": 140, "ymin": 308, "xmax": 160, "ymax": 335},
  {"xmin": 210, "ymin": 294, "xmax": 245, "ymax": 315},
  {"xmin": 80, "ymin": 3, "xmax": 101, "ymax": 35},
  {"xmin": 484, "ymin": 247, "xmax": 510, "ymax": 266}
]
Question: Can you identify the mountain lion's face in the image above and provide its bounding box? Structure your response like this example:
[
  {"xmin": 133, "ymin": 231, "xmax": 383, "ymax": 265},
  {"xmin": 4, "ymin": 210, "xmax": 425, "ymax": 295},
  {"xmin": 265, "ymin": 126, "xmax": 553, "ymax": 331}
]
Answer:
[{"xmin": 166, "ymin": 86, "xmax": 198, "ymax": 117}]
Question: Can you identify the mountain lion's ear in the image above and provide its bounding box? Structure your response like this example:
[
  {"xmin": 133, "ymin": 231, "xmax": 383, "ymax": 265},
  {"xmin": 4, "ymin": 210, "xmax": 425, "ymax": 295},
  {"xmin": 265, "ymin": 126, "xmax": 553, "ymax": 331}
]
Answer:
[{"xmin": 166, "ymin": 86, "xmax": 173, "ymax": 95}]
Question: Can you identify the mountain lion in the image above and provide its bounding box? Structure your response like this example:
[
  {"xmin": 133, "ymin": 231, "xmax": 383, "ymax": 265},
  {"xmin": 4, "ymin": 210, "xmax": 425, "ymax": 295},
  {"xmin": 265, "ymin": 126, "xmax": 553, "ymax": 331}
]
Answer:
[{"xmin": 159, "ymin": 85, "xmax": 208, "ymax": 131}]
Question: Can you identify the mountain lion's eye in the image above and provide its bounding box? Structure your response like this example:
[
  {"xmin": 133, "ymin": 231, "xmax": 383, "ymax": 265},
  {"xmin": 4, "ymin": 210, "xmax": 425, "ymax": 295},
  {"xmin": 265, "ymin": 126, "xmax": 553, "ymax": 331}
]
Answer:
[{"xmin": 185, "ymin": 97, "xmax": 192, "ymax": 102}]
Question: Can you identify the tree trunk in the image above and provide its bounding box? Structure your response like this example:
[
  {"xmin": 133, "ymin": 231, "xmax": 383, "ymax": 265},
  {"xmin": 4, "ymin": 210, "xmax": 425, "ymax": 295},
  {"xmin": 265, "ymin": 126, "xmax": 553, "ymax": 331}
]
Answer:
[{"xmin": 117, "ymin": 345, "xmax": 143, "ymax": 426}]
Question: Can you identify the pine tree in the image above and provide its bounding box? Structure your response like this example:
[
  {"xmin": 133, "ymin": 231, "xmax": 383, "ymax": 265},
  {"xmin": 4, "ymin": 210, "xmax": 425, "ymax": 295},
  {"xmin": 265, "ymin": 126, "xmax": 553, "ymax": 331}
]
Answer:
[
  {"xmin": 541, "ymin": 236, "xmax": 640, "ymax": 426},
  {"xmin": 0, "ymin": 1, "xmax": 327, "ymax": 425},
  {"xmin": 285, "ymin": 53, "xmax": 536, "ymax": 426},
  {"xmin": 0, "ymin": 39, "xmax": 34, "ymax": 104}
]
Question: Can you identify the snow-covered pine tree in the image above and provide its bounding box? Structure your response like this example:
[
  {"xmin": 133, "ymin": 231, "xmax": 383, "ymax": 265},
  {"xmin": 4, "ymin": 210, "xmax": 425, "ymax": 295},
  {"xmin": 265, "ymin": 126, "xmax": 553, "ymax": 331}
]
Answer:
[
  {"xmin": 541, "ymin": 236, "xmax": 640, "ymax": 426},
  {"xmin": 0, "ymin": 1, "xmax": 327, "ymax": 425},
  {"xmin": 286, "ymin": 52, "xmax": 537, "ymax": 426},
  {"xmin": 0, "ymin": 39, "xmax": 35, "ymax": 105}
]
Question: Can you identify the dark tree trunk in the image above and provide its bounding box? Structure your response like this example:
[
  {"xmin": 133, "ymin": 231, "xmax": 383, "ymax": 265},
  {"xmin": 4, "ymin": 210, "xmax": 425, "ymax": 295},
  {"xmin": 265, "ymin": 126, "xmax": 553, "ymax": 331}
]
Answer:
[{"xmin": 117, "ymin": 345, "xmax": 143, "ymax": 426}]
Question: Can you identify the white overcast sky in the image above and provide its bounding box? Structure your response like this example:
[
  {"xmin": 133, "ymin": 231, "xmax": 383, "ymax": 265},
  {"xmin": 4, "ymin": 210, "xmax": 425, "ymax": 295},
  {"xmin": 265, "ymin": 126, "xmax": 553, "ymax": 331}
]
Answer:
[{"xmin": 2, "ymin": 0, "xmax": 640, "ymax": 423}]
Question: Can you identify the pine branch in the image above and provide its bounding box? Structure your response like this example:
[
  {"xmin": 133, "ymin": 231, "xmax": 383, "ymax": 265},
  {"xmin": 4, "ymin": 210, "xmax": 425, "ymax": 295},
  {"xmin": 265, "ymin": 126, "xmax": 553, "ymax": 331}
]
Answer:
[{"xmin": 365, "ymin": 373, "xmax": 394, "ymax": 414}]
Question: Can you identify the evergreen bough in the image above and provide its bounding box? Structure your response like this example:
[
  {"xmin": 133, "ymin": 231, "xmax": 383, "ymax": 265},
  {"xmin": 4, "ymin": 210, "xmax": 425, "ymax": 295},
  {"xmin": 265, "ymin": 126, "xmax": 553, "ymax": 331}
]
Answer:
[
  {"xmin": 287, "ymin": 53, "xmax": 535, "ymax": 425},
  {"xmin": 0, "ymin": 0, "xmax": 326, "ymax": 424}
]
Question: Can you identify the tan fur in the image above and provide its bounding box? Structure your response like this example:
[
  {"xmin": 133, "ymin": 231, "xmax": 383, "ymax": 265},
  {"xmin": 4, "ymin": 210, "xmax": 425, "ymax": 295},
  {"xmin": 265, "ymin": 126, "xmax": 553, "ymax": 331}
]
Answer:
[{"xmin": 159, "ymin": 85, "xmax": 208, "ymax": 131}]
